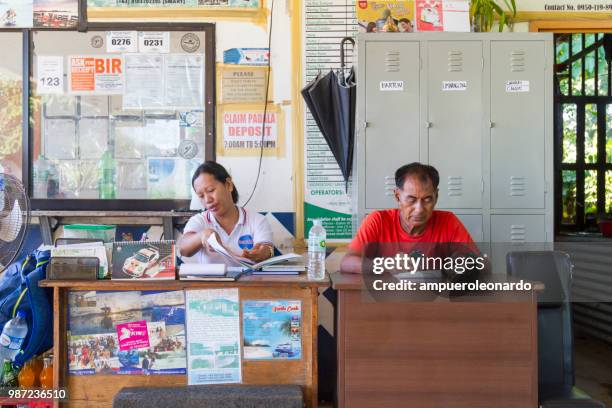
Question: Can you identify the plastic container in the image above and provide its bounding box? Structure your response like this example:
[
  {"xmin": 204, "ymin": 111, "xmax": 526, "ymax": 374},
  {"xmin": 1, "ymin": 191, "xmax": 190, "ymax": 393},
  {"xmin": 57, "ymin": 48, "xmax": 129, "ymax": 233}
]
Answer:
[
  {"xmin": 307, "ymin": 219, "xmax": 327, "ymax": 280},
  {"xmin": 0, "ymin": 310, "xmax": 29, "ymax": 362},
  {"xmin": 63, "ymin": 224, "xmax": 116, "ymax": 243},
  {"xmin": 598, "ymin": 220, "xmax": 612, "ymax": 237}
]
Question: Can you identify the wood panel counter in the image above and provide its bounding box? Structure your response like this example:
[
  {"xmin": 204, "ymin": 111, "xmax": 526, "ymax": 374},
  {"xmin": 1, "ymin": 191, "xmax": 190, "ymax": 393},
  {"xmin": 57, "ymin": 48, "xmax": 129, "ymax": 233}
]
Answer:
[
  {"xmin": 331, "ymin": 272, "xmax": 539, "ymax": 408},
  {"xmin": 40, "ymin": 276, "xmax": 329, "ymax": 408}
]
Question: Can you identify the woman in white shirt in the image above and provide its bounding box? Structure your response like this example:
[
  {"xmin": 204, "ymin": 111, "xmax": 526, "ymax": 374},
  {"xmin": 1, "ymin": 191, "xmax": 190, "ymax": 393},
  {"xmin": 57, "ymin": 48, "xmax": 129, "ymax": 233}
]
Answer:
[{"xmin": 179, "ymin": 161, "xmax": 274, "ymax": 265}]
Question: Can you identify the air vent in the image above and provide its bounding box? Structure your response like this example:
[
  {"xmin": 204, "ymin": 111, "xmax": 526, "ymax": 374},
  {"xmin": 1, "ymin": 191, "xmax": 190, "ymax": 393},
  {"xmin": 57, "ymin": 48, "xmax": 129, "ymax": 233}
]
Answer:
[
  {"xmin": 386, "ymin": 50, "xmax": 400, "ymax": 72},
  {"xmin": 510, "ymin": 224, "xmax": 527, "ymax": 242},
  {"xmin": 384, "ymin": 175, "xmax": 395, "ymax": 196},
  {"xmin": 510, "ymin": 50, "xmax": 526, "ymax": 72},
  {"xmin": 447, "ymin": 176, "xmax": 463, "ymax": 197},
  {"xmin": 448, "ymin": 50, "xmax": 463, "ymax": 72},
  {"xmin": 510, "ymin": 176, "xmax": 526, "ymax": 197}
]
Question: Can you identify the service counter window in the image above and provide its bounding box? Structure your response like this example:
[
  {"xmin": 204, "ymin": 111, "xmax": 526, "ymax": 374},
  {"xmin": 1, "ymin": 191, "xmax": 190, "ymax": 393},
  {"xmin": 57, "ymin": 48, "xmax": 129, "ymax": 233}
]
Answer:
[
  {"xmin": 0, "ymin": 32, "xmax": 24, "ymax": 181},
  {"xmin": 28, "ymin": 26, "xmax": 215, "ymax": 210}
]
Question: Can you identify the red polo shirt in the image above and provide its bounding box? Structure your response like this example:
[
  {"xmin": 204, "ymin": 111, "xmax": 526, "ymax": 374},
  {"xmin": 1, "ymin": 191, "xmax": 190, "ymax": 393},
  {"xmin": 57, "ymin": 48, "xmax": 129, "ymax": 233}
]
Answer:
[{"xmin": 349, "ymin": 209, "xmax": 475, "ymax": 254}]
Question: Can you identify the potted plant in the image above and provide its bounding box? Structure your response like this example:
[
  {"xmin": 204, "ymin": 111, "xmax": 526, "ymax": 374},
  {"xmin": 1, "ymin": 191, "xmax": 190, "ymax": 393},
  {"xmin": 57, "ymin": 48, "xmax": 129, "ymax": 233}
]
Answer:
[{"xmin": 470, "ymin": 0, "xmax": 517, "ymax": 32}]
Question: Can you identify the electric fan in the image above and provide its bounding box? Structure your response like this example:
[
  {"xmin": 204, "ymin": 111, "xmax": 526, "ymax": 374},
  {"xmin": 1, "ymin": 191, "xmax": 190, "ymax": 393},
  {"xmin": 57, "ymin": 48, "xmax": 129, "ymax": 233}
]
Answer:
[{"xmin": 0, "ymin": 173, "xmax": 30, "ymax": 274}]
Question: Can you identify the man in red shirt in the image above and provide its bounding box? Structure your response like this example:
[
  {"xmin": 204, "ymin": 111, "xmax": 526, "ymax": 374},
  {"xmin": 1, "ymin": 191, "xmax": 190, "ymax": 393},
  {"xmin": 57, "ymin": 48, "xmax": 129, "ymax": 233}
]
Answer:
[{"xmin": 341, "ymin": 163, "xmax": 478, "ymax": 274}]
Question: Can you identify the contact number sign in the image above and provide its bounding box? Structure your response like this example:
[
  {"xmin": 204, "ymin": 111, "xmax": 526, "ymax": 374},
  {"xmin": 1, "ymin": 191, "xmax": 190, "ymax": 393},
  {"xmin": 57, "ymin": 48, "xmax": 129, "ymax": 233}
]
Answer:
[
  {"xmin": 139, "ymin": 32, "xmax": 170, "ymax": 54},
  {"xmin": 106, "ymin": 31, "xmax": 138, "ymax": 53}
]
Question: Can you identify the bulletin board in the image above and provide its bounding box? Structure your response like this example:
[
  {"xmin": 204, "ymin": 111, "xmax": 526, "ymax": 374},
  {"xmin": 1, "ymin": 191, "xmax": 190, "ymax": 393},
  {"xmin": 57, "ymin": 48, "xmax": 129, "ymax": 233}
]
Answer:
[{"xmin": 27, "ymin": 25, "xmax": 216, "ymax": 211}]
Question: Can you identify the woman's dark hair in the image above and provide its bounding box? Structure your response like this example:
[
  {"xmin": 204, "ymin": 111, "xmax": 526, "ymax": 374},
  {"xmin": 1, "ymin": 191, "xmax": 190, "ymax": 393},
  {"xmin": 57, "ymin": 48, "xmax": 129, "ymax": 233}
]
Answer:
[
  {"xmin": 395, "ymin": 162, "xmax": 440, "ymax": 190},
  {"xmin": 192, "ymin": 161, "xmax": 239, "ymax": 204}
]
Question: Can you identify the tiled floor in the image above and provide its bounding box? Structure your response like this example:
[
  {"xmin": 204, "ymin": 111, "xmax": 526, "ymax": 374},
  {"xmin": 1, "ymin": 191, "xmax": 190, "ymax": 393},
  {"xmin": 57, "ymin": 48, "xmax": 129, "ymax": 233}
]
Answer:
[{"xmin": 575, "ymin": 335, "xmax": 612, "ymax": 406}]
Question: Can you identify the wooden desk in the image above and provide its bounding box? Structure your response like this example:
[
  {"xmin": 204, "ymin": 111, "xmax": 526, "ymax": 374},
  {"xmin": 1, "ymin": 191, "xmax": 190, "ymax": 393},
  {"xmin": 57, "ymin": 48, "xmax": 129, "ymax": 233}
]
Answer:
[
  {"xmin": 40, "ymin": 275, "xmax": 329, "ymax": 408},
  {"xmin": 331, "ymin": 272, "xmax": 538, "ymax": 408}
]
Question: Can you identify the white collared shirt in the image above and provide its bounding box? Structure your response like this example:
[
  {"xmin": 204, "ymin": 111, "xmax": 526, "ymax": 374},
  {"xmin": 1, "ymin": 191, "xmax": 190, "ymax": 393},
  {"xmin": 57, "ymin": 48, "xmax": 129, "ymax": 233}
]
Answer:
[{"xmin": 183, "ymin": 206, "xmax": 273, "ymax": 266}]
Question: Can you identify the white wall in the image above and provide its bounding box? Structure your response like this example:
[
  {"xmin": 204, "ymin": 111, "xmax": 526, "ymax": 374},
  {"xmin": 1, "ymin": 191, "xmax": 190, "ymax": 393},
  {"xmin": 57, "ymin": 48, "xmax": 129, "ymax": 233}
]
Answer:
[{"xmin": 213, "ymin": 1, "xmax": 296, "ymax": 214}]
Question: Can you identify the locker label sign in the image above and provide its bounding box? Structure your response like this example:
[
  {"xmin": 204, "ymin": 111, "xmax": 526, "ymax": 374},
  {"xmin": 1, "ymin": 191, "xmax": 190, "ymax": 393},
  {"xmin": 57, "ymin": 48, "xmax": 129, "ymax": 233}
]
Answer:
[
  {"xmin": 442, "ymin": 81, "xmax": 467, "ymax": 91},
  {"xmin": 380, "ymin": 81, "xmax": 404, "ymax": 91},
  {"xmin": 506, "ymin": 80, "xmax": 530, "ymax": 93}
]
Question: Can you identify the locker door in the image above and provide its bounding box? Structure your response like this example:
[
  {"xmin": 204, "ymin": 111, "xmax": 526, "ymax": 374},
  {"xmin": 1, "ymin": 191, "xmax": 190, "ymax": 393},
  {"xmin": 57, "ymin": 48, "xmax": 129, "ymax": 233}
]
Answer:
[
  {"xmin": 491, "ymin": 41, "xmax": 546, "ymax": 209},
  {"xmin": 491, "ymin": 215, "xmax": 546, "ymax": 243},
  {"xmin": 455, "ymin": 214, "xmax": 484, "ymax": 242},
  {"xmin": 365, "ymin": 41, "xmax": 420, "ymax": 209},
  {"xmin": 428, "ymin": 41, "xmax": 483, "ymax": 209}
]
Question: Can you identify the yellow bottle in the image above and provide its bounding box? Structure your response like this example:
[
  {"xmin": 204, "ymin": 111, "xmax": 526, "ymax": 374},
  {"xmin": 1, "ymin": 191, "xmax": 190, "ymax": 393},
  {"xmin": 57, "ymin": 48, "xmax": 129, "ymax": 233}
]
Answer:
[
  {"xmin": 39, "ymin": 357, "xmax": 53, "ymax": 389},
  {"xmin": 18, "ymin": 360, "xmax": 36, "ymax": 388}
]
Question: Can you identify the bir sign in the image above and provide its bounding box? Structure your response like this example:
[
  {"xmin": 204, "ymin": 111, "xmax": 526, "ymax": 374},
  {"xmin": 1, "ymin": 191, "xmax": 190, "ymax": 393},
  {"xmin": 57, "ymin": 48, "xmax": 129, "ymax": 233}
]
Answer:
[{"xmin": 69, "ymin": 55, "xmax": 124, "ymax": 95}]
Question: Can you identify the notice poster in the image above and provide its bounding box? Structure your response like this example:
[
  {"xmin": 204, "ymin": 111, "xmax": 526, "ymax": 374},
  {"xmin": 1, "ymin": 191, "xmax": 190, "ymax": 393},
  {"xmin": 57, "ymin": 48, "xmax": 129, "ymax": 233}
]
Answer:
[
  {"xmin": 220, "ymin": 65, "xmax": 269, "ymax": 104},
  {"xmin": 356, "ymin": 1, "xmax": 415, "ymax": 33},
  {"xmin": 34, "ymin": 0, "xmax": 79, "ymax": 28},
  {"xmin": 164, "ymin": 54, "xmax": 204, "ymax": 109},
  {"xmin": 67, "ymin": 290, "xmax": 187, "ymax": 376},
  {"xmin": 303, "ymin": 0, "xmax": 357, "ymax": 240},
  {"xmin": 69, "ymin": 55, "xmax": 124, "ymax": 95},
  {"xmin": 186, "ymin": 289, "xmax": 241, "ymax": 385},
  {"xmin": 123, "ymin": 54, "xmax": 164, "ymax": 109},
  {"xmin": 243, "ymin": 301, "xmax": 302, "ymax": 360},
  {"xmin": 219, "ymin": 105, "xmax": 283, "ymax": 155},
  {"xmin": 139, "ymin": 32, "xmax": 170, "ymax": 54},
  {"xmin": 36, "ymin": 56, "xmax": 64, "ymax": 95},
  {"xmin": 0, "ymin": 0, "xmax": 33, "ymax": 28},
  {"xmin": 416, "ymin": 0, "xmax": 443, "ymax": 32}
]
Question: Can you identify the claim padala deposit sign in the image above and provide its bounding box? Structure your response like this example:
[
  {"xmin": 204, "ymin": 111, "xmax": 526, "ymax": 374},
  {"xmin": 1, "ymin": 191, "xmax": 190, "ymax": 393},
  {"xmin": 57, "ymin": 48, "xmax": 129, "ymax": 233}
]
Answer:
[{"xmin": 218, "ymin": 105, "xmax": 284, "ymax": 156}]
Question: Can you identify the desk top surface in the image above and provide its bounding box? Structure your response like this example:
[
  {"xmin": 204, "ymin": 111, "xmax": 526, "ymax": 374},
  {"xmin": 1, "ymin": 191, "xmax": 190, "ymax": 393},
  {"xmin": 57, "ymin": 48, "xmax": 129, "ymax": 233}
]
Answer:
[{"xmin": 40, "ymin": 274, "xmax": 330, "ymax": 290}]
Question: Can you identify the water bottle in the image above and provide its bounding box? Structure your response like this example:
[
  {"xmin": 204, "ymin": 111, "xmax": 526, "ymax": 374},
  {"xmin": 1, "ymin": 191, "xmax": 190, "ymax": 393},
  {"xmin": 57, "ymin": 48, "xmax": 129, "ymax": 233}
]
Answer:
[
  {"xmin": 99, "ymin": 149, "xmax": 116, "ymax": 199},
  {"xmin": 307, "ymin": 219, "xmax": 326, "ymax": 280},
  {"xmin": 0, "ymin": 310, "xmax": 29, "ymax": 362},
  {"xmin": 32, "ymin": 155, "xmax": 50, "ymax": 198}
]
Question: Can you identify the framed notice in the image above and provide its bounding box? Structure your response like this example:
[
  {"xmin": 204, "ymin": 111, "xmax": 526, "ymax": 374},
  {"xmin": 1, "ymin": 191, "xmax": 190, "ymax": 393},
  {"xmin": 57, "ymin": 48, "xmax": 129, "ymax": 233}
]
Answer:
[
  {"xmin": 218, "ymin": 64, "xmax": 271, "ymax": 104},
  {"xmin": 217, "ymin": 103, "xmax": 284, "ymax": 157}
]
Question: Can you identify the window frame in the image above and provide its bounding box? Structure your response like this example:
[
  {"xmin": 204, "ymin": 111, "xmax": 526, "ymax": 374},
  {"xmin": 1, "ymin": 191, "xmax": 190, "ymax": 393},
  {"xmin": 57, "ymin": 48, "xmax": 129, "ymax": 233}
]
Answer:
[
  {"xmin": 22, "ymin": 22, "xmax": 216, "ymax": 211},
  {"xmin": 553, "ymin": 33, "xmax": 612, "ymax": 233}
]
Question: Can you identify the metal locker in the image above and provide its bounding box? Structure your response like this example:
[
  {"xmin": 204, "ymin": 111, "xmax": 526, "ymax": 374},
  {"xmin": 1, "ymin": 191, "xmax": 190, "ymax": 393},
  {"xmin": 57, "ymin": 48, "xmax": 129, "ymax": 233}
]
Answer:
[
  {"xmin": 491, "ymin": 214, "xmax": 546, "ymax": 243},
  {"xmin": 491, "ymin": 41, "xmax": 547, "ymax": 209},
  {"xmin": 428, "ymin": 41, "xmax": 483, "ymax": 209},
  {"xmin": 364, "ymin": 41, "xmax": 420, "ymax": 209},
  {"xmin": 455, "ymin": 214, "xmax": 484, "ymax": 242}
]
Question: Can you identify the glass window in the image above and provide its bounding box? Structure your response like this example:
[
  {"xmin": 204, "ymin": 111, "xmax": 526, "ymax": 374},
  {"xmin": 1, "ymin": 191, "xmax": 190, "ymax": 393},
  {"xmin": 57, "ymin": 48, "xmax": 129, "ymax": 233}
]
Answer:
[
  {"xmin": 585, "ymin": 104, "xmax": 598, "ymax": 163},
  {"xmin": 30, "ymin": 30, "xmax": 212, "ymax": 202},
  {"xmin": 0, "ymin": 33, "xmax": 23, "ymax": 181},
  {"xmin": 555, "ymin": 33, "xmax": 612, "ymax": 231},
  {"xmin": 561, "ymin": 170, "xmax": 577, "ymax": 225},
  {"xmin": 584, "ymin": 170, "xmax": 598, "ymax": 219},
  {"xmin": 562, "ymin": 104, "xmax": 577, "ymax": 163}
]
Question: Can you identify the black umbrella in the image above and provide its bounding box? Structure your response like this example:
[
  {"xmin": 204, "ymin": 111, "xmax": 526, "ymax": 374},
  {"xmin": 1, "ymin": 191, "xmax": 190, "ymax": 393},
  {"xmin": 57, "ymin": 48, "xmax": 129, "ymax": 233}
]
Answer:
[{"xmin": 301, "ymin": 37, "xmax": 356, "ymax": 191}]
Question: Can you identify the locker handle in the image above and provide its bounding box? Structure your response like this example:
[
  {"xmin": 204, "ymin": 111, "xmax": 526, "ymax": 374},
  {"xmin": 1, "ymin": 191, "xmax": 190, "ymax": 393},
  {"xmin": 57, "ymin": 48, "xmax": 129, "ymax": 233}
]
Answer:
[
  {"xmin": 489, "ymin": 121, "xmax": 495, "ymax": 128},
  {"xmin": 425, "ymin": 121, "xmax": 432, "ymax": 129}
]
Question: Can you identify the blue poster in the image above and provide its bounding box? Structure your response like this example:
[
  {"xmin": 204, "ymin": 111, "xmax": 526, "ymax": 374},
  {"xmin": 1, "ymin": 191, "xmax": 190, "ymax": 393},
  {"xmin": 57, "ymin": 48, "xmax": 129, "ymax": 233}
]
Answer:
[{"xmin": 242, "ymin": 300, "xmax": 301, "ymax": 360}]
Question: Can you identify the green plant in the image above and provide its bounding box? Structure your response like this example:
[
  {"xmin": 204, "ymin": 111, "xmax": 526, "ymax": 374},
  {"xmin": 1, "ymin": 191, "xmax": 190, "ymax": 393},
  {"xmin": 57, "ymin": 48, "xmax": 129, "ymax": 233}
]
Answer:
[{"xmin": 470, "ymin": 0, "xmax": 517, "ymax": 32}]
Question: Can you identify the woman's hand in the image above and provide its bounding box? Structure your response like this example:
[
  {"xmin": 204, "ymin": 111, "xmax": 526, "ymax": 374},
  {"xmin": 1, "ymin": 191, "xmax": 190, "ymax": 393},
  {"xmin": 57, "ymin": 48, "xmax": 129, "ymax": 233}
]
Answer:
[
  {"xmin": 200, "ymin": 229, "xmax": 221, "ymax": 252},
  {"xmin": 242, "ymin": 244, "xmax": 273, "ymax": 263}
]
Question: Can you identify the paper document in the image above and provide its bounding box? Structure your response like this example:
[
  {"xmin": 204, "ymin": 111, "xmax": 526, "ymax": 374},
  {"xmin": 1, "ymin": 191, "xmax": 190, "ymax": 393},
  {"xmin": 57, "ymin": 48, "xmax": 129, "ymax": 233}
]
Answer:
[{"xmin": 206, "ymin": 234, "xmax": 303, "ymax": 270}]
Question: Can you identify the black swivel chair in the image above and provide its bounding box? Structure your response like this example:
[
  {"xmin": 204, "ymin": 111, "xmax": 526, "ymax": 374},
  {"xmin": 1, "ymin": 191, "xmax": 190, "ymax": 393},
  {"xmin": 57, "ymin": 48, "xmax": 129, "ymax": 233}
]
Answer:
[{"xmin": 506, "ymin": 251, "xmax": 606, "ymax": 408}]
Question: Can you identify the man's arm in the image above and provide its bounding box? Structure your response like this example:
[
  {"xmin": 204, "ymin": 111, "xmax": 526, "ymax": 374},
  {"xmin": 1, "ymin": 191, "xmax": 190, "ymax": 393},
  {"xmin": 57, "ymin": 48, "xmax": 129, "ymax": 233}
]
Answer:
[{"xmin": 340, "ymin": 249, "xmax": 364, "ymax": 274}]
